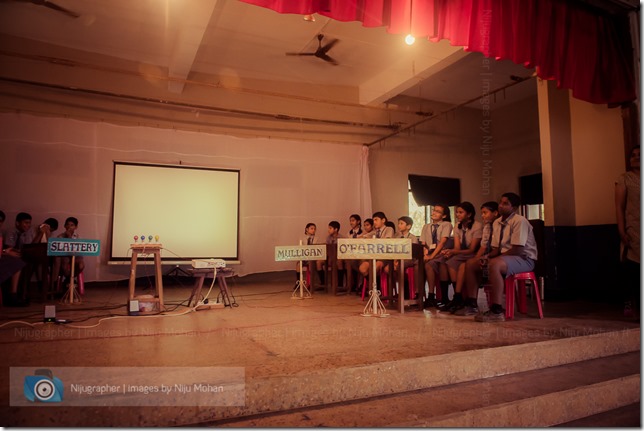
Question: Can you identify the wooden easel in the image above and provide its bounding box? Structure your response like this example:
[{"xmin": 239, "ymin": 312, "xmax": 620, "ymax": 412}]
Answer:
[{"xmin": 128, "ymin": 244, "xmax": 164, "ymax": 312}]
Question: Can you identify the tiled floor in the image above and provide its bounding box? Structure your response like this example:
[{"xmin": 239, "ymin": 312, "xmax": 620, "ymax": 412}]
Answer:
[{"xmin": 1, "ymin": 271, "xmax": 640, "ymax": 426}]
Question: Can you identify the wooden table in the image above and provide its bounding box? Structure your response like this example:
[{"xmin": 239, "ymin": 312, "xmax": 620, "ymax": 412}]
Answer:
[{"xmin": 189, "ymin": 267, "xmax": 234, "ymax": 307}]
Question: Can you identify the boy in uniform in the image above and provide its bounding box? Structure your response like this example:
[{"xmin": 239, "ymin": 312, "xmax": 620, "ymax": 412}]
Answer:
[{"xmin": 473, "ymin": 193, "xmax": 538, "ymax": 322}]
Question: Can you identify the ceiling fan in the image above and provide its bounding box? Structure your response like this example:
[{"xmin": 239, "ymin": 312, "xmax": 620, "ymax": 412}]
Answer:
[
  {"xmin": 3, "ymin": 0, "xmax": 80, "ymax": 18},
  {"xmin": 286, "ymin": 34, "xmax": 340, "ymax": 66}
]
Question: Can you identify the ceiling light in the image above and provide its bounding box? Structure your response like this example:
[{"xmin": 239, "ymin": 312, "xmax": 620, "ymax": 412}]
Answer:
[
  {"xmin": 405, "ymin": 34, "xmax": 415, "ymax": 45},
  {"xmin": 303, "ymin": 14, "xmax": 315, "ymax": 22}
]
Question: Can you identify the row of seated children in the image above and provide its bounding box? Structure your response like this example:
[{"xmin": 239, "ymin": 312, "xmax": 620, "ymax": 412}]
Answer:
[
  {"xmin": 0, "ymin": 211, "xmax": 85, "ymax": 306},
  {"xmin": 296, "ymin": 212, "xmax": 419, "ymax": 293},
  {"xmin": 421, "ymin": 193, "xmax": 538, "ymax": 323}
]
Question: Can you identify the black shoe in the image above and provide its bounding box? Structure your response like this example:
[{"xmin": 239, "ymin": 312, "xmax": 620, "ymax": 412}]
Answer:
[
  {"xmin": 449, "ymin": 302, "xmax": 465, "ymax": 314},
  {"xmin": 423, "ymin": 298, "xmax": 437, "ymax": 308},
  {"xmin": 437, "ymin": 300, "xmax": 453, "ymax": 312},
  {"xmin": 453, "ymin": 305, "xmax": 479, "ymax": 316},
  {"xmin": 435, "ymin": 301, "xmax": 449, "ymax": 309},
  {"xmin": 475, "ymin": 309, "xmax": 505, "ymax": 322}
]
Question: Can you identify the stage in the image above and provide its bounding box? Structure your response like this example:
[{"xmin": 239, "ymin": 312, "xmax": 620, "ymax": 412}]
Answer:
[{"xmin": 0, "ymin": 271, "xmax": 640, "ymax": 427}]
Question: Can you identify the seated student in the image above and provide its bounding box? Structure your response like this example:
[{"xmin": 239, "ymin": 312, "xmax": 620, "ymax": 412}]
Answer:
[
  {"xmin": 435, "ymin": 202, "xmax": 482, "ymax": 313},
  {"xmin": 51, "ymin": 217, "xmax": 85, "ymax": 293},
  {"xmin": 325, "ymin": 221, "xmax": 345, "ymax": 287},
  {"xmin": 0, "ymin": 211, "xmax": 28, "ymax": 306},
  {"xmin": 385, "ymin": 220, "xmax": 396, "ymax": 235},
  {"xmin": 29, "ymin": 217, "xmax": 59, "ymax": 294},
  {"xmin": 391, "ymin": 216, "xmax": 419, "ymax": 297},
  {"xmin": 32, "ymin": 218, "xmax": 59, "ymax": 244},
  {"xmin": 358, "ymin": 218, "xmax": 374, "ymax": 238},
  {"xmin": 346, "ymin": 214, "xmax": 363, "ymax": 292},
  {"xmin": 348, "ymin": 214, "xmax": 363, "ymax": 238},
  {"xmin": 419, "ymin": 204, "xmax": 453, "ymax": 308},
  {"xmin": 3, "ymin": 212, "xmax": 34, "ymax": 255},
  {"xmin": 358, "ymin": 211, "xmax": 394, "ymax": 278},
  {"xmin": 457, "ymin": 201, "xmax": 500, "ymax": 316},
  {"xmin": 471, "ymin": 193, "xmax": 538, "ymax": 322}
]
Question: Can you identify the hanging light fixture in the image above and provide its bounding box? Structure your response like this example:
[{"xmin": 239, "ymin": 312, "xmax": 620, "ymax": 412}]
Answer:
[{"xmin": 404, "ymin": 0, "xmax": 415, "ymax": 45}]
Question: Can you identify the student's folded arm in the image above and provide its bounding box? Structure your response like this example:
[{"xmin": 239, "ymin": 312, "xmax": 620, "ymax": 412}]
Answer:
[
  {"xmin": 488, "ymin": 247, "xmax": 501, "ymax": 258},
  {"xmin": 502, "ymin": 244, "xmax": 525, "ymax": 257}
]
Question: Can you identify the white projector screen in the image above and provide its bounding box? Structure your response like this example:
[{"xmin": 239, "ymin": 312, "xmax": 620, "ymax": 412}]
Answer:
[{"xmin": 110, "ymin": 162, "xmax": 239, "ymax": 261}]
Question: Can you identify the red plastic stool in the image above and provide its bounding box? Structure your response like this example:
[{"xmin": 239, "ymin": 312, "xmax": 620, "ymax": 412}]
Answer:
[
  {"xmin": 405, "ymin": 267, "xmax": 416, "ymax": 299},
  {"xmin": 379, "ymin": 270, "xmax": 389, "ymax": 300},
  {"xmin": 505, "ymin": 272, "xmax": 543, "ymax": 319},
  {"xmin": 361, "ymin": 272, "xmax": 388, "ymax": 300}
]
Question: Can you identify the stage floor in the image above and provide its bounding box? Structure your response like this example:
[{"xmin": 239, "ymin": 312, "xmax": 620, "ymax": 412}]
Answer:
[{"xmin": 0, "ymin": 271, "xmax": 640, "ymax": 426}]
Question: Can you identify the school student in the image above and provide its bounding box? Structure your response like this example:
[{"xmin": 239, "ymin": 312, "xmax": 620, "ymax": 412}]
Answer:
[
  {"xmin": 473, "ymin": 193, "xmax": 538, "ymax": 323},
  {"xmin": 419, "ymin": 204, "xmax": 453, "ymax": 308},
  {"xmin": 348, "ymin": 214, "xmax": 363, "ymax": 238},
  {"xmin": 326, "ymin": 220, "xmax": 345, "ymax": 287},
  {"xmin": 0, "ymin": 211, "xmax": 27, "ymax": 307},
  {"xmin": 456, "ymin": 201, "xmax": 500, "ymax": 316},
  {"xmin": 294, "ymin": 223, "xmax": 322, "ymax": 286},
  {"xmin": 51, "ymin": 217, "xmax": 85, "ymax": 293},
  {"xmin": 358, "ymin": 212, "xmax": 394, "ymax": 277},
  {"xmin": 435, "ymin": 202, "xmax": 482, "ymax": 313},
  {"xmin": 358, "ymin": 218, "xmax": 374, "ymax": 238},
  {"xmin": 392, "ymin": 216, "xmax": 419, "ymax": 298}
]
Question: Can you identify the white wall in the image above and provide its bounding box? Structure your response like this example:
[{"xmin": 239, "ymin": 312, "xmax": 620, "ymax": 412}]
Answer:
[
  {"xmin": 0, "ymin": 113, "xmax": 366, "ymax": 281},
  {"xmin": 369, "ymin": 96, "xmax": 542, "ymax": 221}
]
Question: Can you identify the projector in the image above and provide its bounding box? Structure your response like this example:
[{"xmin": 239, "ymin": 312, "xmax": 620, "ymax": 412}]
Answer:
[{"xmin": 191, "ymin": 259, "xmax": 226, "ymax": 269}]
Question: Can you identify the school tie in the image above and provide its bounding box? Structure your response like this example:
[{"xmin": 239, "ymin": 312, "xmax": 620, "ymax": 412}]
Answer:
[
  {"xmin": 485, "ymin": 225, "xmax": 492, "ymax": 254},
  {"xmin": 307, "ymin": 236, "xmax": 313, "ymax": 245},
  {"xmin": 431, "ymin": 224, "xmax": 438, "ymax": 245},
  {"xmin": 376, "ymin": 228, "xmax": 381, "ymax": 238},
  {"xmin": 497, "ymin": 224, "xmax": 505, "ymax": 249},
  {"xmin": 461, "ymin": 227, "xmax": 468, "ymax": 249}
]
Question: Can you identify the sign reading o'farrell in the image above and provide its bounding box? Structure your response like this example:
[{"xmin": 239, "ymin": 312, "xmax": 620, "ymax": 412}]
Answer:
[{"xmin": 336, "ymin": 238, "xmax": 412, "ymax": 260}]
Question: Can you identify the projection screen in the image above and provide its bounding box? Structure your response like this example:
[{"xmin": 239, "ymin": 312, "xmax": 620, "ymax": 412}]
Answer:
[{"xmin": 110, "ymin": 162, "xmax": 239, "ymax": 261}]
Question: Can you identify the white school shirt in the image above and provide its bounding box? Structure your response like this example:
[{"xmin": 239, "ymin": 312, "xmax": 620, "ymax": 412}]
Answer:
[
  {"xmin": 490, "ymin": 212, "xmax": 538, "ymax": 260},
  {"xmin": 397, "ymin": 232, "xmax": 419, "ymax": 244},
  {"xmin": 454, "ymin": 221, "xmax": 483, "ymax": 250},
  {"xmin": 373, "ymin": 225, "xmax": 394, "ymax": 239},
  {"xmin": 419, "ymin": 221, "xmax": 452, "ymax": 250}
]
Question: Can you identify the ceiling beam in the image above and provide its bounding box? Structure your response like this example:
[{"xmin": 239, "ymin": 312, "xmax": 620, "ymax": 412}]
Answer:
[
  {"xmin": 358, "ymin": 41, "xmax": 468, "ymax": 106},
  {"xmin": 167, "ymin": 0, "xmax": 220, "ymax": 94}
]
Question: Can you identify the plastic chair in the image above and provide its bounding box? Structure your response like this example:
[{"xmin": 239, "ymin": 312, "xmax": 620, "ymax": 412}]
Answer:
[
  {"xmin": 405, "ymin": 267, "xmax": 416, "ymax": 300},
  {"xmin": 361, "ymin": 271, "xmax": 388, "ymax": 300},
  {"xmin": 505, "ymin": 271, "xmax": 543, "ymax": 319}
]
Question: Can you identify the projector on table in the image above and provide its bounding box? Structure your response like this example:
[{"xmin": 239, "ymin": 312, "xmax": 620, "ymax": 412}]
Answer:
[{"xmin": 191, "ymin": 259, "xmax": 226, "ymax": 269}]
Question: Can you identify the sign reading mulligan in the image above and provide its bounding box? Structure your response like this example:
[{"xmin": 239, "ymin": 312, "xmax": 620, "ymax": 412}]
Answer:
[{"xmin": 274, "ymin": 245, "xmax": 327, "ymax": 262}]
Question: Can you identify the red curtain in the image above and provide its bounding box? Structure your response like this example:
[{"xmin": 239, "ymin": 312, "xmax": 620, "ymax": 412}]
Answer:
[{"xmin": 239, "ymin": 0, "xmax": 636, "ymax": 105}]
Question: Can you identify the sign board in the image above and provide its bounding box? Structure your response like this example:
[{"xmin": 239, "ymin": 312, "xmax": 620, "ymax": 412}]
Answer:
[
  {"xmin": 48, "ymin": 238, "xmax": 101, "ymax": 257},
  {"xmin": 337, "ymin": 238, "xmax": 412, "ymax": 260},
  {"xmin": 274, "ymin": 245, "xmax": 326, "ymax": 262}
]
